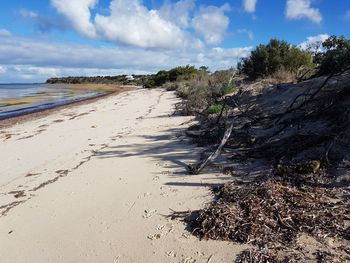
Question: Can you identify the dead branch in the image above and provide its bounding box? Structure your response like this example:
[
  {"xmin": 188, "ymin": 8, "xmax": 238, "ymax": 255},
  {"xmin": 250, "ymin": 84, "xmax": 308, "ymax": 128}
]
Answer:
[{"xmin": 188, "ymin": 118, "xmax": 235, "ymax": 174}]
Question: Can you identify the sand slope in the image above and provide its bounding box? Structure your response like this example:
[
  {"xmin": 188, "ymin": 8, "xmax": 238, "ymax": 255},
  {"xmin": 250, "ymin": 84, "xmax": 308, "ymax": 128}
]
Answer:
[{"xmin": 0, "ymin": 88, "xmax": 244, "ymax": 262}]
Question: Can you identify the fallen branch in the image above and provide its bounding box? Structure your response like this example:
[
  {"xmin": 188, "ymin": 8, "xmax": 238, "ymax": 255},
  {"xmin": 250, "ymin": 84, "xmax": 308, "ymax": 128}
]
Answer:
[{"xmin": 188, "ymin": 118, "xmax": 235, "ymax": 174}]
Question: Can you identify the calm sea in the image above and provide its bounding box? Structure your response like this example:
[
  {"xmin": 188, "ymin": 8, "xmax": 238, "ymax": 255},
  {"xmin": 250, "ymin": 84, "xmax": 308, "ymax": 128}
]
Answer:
[{"xmin": 0, "ymin": 84, "xmax": 109, "ymax": 120}]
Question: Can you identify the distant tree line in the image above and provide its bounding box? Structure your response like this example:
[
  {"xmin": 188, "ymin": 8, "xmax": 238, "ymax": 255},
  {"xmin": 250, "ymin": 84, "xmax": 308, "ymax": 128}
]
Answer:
[{"xmin": 46, "ymin": 74, "xmax": 148, "ymax": 85}]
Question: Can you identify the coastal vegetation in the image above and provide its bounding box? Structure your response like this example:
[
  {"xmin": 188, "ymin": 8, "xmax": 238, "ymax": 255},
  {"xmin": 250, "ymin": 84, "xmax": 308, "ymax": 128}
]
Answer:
[
  {"xmin": 315, "ymin": 35, "xmax": 350, "ymax": 75},
  {"xmin": 160, "ymin": 36, "xmax": 350, "ymax": 262},
  {"xmin": 142, "ymin": 65, "xmax": 207, "ymax": 89},
  {"xmin": 237, "ymin": 38, "xmax": 314, "ymax": 79}
]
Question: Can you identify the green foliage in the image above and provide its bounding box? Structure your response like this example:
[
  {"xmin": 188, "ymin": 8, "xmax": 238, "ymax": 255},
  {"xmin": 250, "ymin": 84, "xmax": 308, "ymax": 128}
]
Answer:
[
  {"xmin": 143, "ymin": 65, "xmax": 206, "ymax": 88},
  {"xmin": 220, "ymin": 84, "xmax": 236, "ymax": 96},
  {"xmin": 210, "ymin": 69, "xmax": 233, "ymax": 85},
  {"xmin": 316, "ymin": 35, "xmax": 350, "ymax": 75},
  {"xmin": 174, "ymin": 69, "xmax": 238, "ymax": 115},
  {"xmin": 209, "ymin": 84, "xmax": 236, "ymax": 99},
  {"xmin": 199, "ymin": 66, "xmax": 209, "ymax": 72},
  {"xmin": 168, "ymin": 65, "xmax": 199, "ymax": 81},
  {"xmin": 207, "ymin": 70, "xmax": 236, "ymax": 97},
  {"xmin": 162, "ymin": 82, "xmax": 178, "ymax": 91},
  {"xmin": 238, "ymin": 39, "xmax": 314, "ymax": 79},
  {"xmin": 142, "ymin": 78, "xmax": 156, "ymax": 89},
  {"xmin": 207, "ymin": 104, "xmax": 225, "ymax": 115},
  {"xmin": 176, "ymin": 88, "xmax": 190, "ymax": 98},
  {"xmin": 154, "ymin": 70, "xmax": 170, "ymax": 86},
  {"xmin": 182, "ymin": 82, "xmax": 212, "ymax": 114}
]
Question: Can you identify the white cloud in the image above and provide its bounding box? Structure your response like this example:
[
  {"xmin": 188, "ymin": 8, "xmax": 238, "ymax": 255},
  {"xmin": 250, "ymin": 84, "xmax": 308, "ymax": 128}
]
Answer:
[
  {"xmin": 299, "ymin": 34, "xmax": 329, "ymax": 51},
  {"xmin": 286, "ymin": 0, "xmax": 322, "ymax": 24},
  {"xmin": 195, "ymin": 46, "xmax": 252, "ymax": 69},
  {"xmin": 243, "ymin": 0, "xmax": 257, "ymax": 13},
  {"xmin": 192, "ymin": 4, "xmax": 231, "ymax": 45},
  {"xmin": 51, "ymin": 0, "xmax": 97, "ymax": 38},
  {"xmin": 0, "ymin": 33, "xmax": 251, "ymax": 83},
  {"xmin": 50, "ymin": 0, "xmax": 232, "ymax": 49},
  {"xmin": 0, "ymin": 65, "xmax": 7, "ymax": 74},
  {"xmin": 159, "ymin": 0, "xmax": 195, "ymax": 28},
  {"xmin": 0, "ymin": 29, "xmax": 12, "ymax": 37},
  {"xmin": 94, "ymin": 0, "xmax": 199, "ymax": 49}
]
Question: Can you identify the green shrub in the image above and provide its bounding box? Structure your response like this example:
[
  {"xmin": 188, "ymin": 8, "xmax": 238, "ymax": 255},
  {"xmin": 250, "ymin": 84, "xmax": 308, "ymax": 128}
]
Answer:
[
  {"xmin": 168, "ymin": 65, "xmax": 199, "ymax": 81},
  {"xmin": 143, "ymin": 65, "xmax": 208, "ymax": 89},
  {"xmin": 162, "ymin": 82, "xmax": 178, "ymax": 91},
  {"xmin": 238, "ymin": 39, "xmax": 314, "ymax": 79},
  {"xmin": 179, "ymin": 80, "xmax": 213, "ymax": 114},
  {"xmin": 143, "ymin": 78, "xmax": 156, "ymax": 89},
  {"xmin": 153, "ymin": 70, "xmax": 170, "ymax": 86},
  {"xmin": 208, "ymin": 104, "xmax": 225, "ymax": 115},
  {"xmin": 176, "ymin": 88, "xmax": 190, "ymax": 98},
  {"xmin": 316, "ymin": 35, "xmax": 350, "ymax": 75},
  {"xmin": 220, "ymin": 84, "xmax": 236, "ymax": 96},
  {"xmin": 209, "ymin": 70, "xmax": 234, "ymax": 86}
]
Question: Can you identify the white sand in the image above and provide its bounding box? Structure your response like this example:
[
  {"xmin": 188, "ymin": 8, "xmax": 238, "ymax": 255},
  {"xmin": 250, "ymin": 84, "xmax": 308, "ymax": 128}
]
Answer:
[{"xmin": 0, "ymin": 88, "xmax": 245, "ymax": 262}]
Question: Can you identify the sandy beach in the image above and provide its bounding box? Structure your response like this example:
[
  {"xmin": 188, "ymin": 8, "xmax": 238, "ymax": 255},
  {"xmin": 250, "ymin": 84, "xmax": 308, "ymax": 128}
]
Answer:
[{"xmin": 0, "ymin": 88, "xmax": 244, "ymax": 262}]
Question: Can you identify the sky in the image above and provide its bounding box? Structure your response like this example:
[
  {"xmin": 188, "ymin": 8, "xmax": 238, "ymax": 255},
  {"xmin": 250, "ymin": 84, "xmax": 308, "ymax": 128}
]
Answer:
[{"xmin": 0, "ymin": 0, "xmax": 349, "ymax": 83}]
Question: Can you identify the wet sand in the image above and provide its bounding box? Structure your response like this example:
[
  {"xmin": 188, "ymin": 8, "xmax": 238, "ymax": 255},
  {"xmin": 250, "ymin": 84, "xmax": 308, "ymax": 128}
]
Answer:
[{"xmin": 0, "ymin": 85, "xmax": 134, "ymax": 128}]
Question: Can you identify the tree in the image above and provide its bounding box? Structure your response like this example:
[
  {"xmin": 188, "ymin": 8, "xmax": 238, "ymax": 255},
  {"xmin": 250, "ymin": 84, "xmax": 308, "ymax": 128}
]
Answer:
[
  {"xmin": 238, "ymin": 39, "xmax": 314, "ymax": 79},
  {"xmin": 316, "ymin": 35, "xmax": 350, "ymax": 75}
]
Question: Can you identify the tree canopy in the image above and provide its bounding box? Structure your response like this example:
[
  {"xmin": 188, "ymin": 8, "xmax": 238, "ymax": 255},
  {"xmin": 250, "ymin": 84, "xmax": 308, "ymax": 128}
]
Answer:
[
  {"xmin": 315, "ymin": 35, "xmax": 350, "ymax": 75},
  {"xmin": 238, "ymin": 39, "xmax": 314, "ymax": 79}
]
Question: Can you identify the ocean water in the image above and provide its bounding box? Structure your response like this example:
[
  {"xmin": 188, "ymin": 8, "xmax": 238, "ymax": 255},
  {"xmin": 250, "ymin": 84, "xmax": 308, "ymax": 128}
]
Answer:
[{"xmin": 0, "ymin": 84, "xmax": 109, "ymax": 120}]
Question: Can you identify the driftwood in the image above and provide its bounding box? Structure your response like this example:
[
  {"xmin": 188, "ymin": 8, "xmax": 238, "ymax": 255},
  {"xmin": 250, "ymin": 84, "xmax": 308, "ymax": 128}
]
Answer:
[{"xmin": 188, "ymin": 119, "xmax": 235, "ymax": 175}]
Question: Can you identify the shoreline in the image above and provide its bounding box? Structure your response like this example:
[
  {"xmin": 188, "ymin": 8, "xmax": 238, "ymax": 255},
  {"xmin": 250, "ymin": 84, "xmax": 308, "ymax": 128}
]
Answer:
[{"xmin": 0, "ymin": 85, "xmax": 136, "ymax": 129}]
